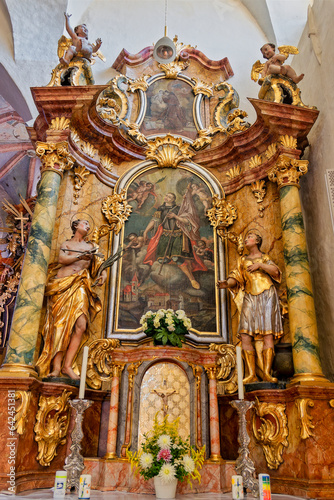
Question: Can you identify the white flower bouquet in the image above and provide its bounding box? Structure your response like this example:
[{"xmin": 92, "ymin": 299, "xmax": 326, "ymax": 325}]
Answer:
[
  {"xmin": 127, "ymin": 414, "xmax": 205, "ymax": 486},
  {"xmin": 140, "ymin": 309, "xmax": 191, "ymax": 347}
]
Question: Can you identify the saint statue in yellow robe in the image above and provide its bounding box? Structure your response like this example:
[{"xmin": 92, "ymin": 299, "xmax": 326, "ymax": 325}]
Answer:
[{"xmin": 36, "ymin": 219, "xmax": 107, "ymax": 379}]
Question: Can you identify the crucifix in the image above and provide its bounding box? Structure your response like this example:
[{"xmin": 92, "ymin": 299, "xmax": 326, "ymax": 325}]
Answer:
[{"xmin": 152, "ymin": 379, "xmax": 178, "ymax": 417}]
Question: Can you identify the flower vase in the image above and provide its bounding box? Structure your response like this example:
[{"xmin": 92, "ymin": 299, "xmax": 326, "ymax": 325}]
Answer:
[{"xmin": 154, "ymin": 476, "xmax": 178, "ymax": 499}]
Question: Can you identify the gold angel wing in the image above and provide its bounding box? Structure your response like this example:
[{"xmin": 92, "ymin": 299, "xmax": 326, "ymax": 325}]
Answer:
[
  {"xmin": 251, "ymin": 60, "xmax": 265, "ymax": 82},
  {"xmin": 278, "ymin": 45, "xmax": 299, "ymax": 57},
  {"xmin": 57, "ymin": 35, "xmax": 72, "ymax": 59}
]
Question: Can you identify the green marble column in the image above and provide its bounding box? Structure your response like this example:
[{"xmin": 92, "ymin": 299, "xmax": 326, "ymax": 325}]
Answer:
[
  {"xmin": 270, "ymin": 155, "xmax": 329, "ymax": 385},
  {"xmin": 0, "ymin": 142, "xmax": 73, "ymax": 378}
]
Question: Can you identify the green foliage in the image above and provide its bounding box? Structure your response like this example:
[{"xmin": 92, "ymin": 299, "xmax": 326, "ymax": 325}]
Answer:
[{"xmin": 140, "ymin": 309, "xmax": 191, "ymax": 347}]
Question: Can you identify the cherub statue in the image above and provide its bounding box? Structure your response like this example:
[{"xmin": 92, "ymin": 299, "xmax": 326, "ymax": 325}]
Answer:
[
  {"xmin": 217, "ymin": 231, "xmax": 283, "ymax": 384},
  {"xmin": 251, "ymin": 43, "xmax": 304, "ymax": 85},
  {"xmin": 60, "ymin": 12, "xmax": 102, "ymax": 66}
]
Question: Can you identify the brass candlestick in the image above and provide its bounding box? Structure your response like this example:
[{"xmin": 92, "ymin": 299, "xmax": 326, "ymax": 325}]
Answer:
[
  {"xmin": 230, "ymin": 399, "xmax": 259, "ymax": 496},
  {"xmin": 64, "ymin": 399, "xmax": 92, "ymax": 492}
]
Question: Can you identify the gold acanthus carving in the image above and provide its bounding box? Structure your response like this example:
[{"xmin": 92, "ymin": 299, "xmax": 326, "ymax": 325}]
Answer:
[
  {"xmin": 192, "ymin": 78, "xmax": 214, "ymax": 97},
  {"xmin": 279, "ymin": 135, "xmax": 298, "ymax": 149},
  {"xmin": 73, "ymin": 166, "xmax": 90, "ymax": 205},
  {"xmin": 268, "ymin": 155, "xmax": 308, "ymax": 189},
  {"xmin": 86, "ymin": 338, "xmax": 121, "ymax": 390},
  {"xmin": 35, "ymin": 141, "xmax": 75, "ymax": 177},
  {"xmin": 251, "ymin": 180, "xmax": 266, "ymax": 218},
  {"xmin": 49, "ymin": 117, "xmax": 70, "ymax": 130},
  {"xmin": 252, "ymin": 397, "xmax": 288, "ymax": 470},
  {"xmin": 248, "ymin": 155, "xmax": 262, "ymax": 169},
  {"xmin": 158, "ymin": 61, "xmax": 189, "ymax": 79},
  {"xmin": 188, "ymin": 362, "xmax": 202, "ymax": 391},
  {"xmin": 191, "ymin": 126, "xmax": 224, "ymax": 151},
  {"xmin": 100, "ymin": 155, "xmax": 114, "ymax": 172},
  {"xmin": 128, "ymin": 75, "xmax": 150, "ymax": 92},
  {"xmin": 15, "ymin": 390, "xmax": 32, "ymax": 435},
  {"xmin": 295, "ymin": 398, "xmax": 315, "ymax": 440},
  {"xmin": 204, "ymin": 365, "xmax": 217, "ymax": 380},
  {"xmin": 127, "ymin": 361, "xmax": 142, "ymax": 389},
  {"xmin": 226, "ymin": 165, "xmax": 242, "ymax": 180},
  {"xmin": 209, "ymin": 343, "xmax": 238, "ymax": 395},
  {"xmin": 226, "ymin": 109, "xmax": 250, "ymax": 134},
  {"xmin": 34, "ymin": 390, "xmax": 71, "ymax": 467},
  {"xmin": 146, "ymin": 135, "xmax": 195, "ymax": 168},
  {"xmin": 265, "ymin": 143, "xmax": 277, "ymax": 159},
  {"xmin": 91, "ymin": 190, "xmax": 131, "ymax": 243},
  {"xmin": 121, "ymin": 119, "xmax": 148, "ymax": 146},
  {"xmin": 207, "ymin": 194, "xmax": 238, "ymax": 229},
  {"xmin": 69, "ymin": 129, "xmax": 98, "ymax": 158}
]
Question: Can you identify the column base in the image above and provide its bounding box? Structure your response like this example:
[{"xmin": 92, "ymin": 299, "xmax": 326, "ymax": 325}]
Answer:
[
  {"xmin": 104, "ymin": 452, "xmax": 118, "ymax": 460},
  {"xmin": 0, "ymin": 363, "xmax": 39, "ymax": 379},
  {"xmin": 287, "ymin": 372, "xmax": 333, "ymax": 387},
  {"xmin": 209, "ymin": 454, "xmax": 222, "ymax": 462}
]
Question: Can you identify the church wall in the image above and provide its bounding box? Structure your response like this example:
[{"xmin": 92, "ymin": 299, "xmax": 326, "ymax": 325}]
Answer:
[{"xmin": 292, "ymin": 0, "xmax": 334, "ymax": 381}]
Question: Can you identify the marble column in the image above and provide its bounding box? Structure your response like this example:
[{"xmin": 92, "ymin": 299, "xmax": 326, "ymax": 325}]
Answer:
[
  {"xmin": 205, "ymin": 366, "xmax": 221, "ymax": 460},
  {"xmin": 0, "ymin": 141, "xmax": 74, "ymax": 378},
  {"xmin": 269, "ymin": 154, "xmax": 329, "ymax": 386},
  {"xmin": 105, "ymin": 364, "xmax": 125, "ymax": 459}
]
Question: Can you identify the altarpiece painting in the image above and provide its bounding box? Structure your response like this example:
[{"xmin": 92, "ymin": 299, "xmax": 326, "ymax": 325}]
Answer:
[{"xmin": 115, "ymin": 166, "xmax": 218, "ymax": 335}]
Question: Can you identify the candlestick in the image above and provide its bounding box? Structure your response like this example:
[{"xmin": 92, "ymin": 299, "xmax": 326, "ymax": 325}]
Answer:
[
  {"xmin": 236, "ymin": 346, "xmax": 244, "ymax": 400},
  {"xmin": 79, "ymin": 346, "xmax": 89, "ymax": 399}
]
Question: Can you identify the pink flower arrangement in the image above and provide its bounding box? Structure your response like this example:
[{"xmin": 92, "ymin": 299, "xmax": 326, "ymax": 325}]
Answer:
[{"xmin": 157, "ymin": 448, "xmax": 172, "ymax": 462}]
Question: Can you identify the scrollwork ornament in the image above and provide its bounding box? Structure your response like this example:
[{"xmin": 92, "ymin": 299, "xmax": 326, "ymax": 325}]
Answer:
[
  {"xmin": 207, "ymin": 194, "xmax": 238, "ymax": 229},
  {"xmin": 35, "ymin": 141, "xmax": 75, "ymax": 177},
  {"xmin": 191, "ymin": 126, "xmax": 224, "ymax": 151},
  {"xmin": 251, "ymin": 180, "xmax": 266, "ymax": 218},
  {"xmin": 209, "ymin": 343, "xmax": 238, "ymax": 395},
  {"xmin": 146, "ymin": 135, "xmax": 195, "ymax": 168},
  {"xmin": 252, "ymin": 397, "xmax": 288, "ymax": 470},
  {"xmin": 73, "ymin": 166, "xmax": 90, "ymax": 205},
  {"xmin": 15, "ymin": 390, "xmax": 32, "ymax": 435},
  {"xmin": 268, "ymin": 155, "xmax": 308, "ymax": 189},
  {"xmin": 295, "ymin": 398, "xmax": 315, "ymax": 439},
  {"xmin": 101, "ymin": 190, "xmax": 132, "ymax": 235},
  {"xmin": 86, "ymin": 338, "xmax": 121, "ymax": 389},
  {"xmin": 158, "ymin": 61, "xmax": 189, "ymax": 79},
  {"xmin": 128, "ymin": 75, "xmax": 150, "ymax": 92},
  {"xmin": 34, "ymin": 390, "xmax": 71, "ymax": 467},
  {"xmin": 121, "ymin": 119, "xmax": 148, "ymax": 146}
]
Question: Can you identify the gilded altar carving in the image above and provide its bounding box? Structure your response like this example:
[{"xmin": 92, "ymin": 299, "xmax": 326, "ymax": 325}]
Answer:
[
  {"xmin": 248, "ymin": 155, "xmax": 262, "ymax": 169},
  {"xmin": 97, "ymin": 76, "xmax": 129, "ymax": 125},
  {"xmin": 251, "ymin": 180, "xmax": 266, "ymax": 218},
  {"xmin": 14, "ymin": 390, "xmax": 31, "ymax": 435},
  {"xmin": 295, "ymin": 398, "xmax": 315, "ymax": 440},
  {"xmin": 207, "ymin": 194, "xmax": 237, "ymax": 229},
  {"xmin": 35, "ymin": 141, "xmax": 75, "ymax": 177},
  {"xmin": 226, "ymin": 165, "xmax": 242, "ymax": 180},
  {"xmin": 214, "ymin": 82, "xmax": 239, "ymax": 127},
  {"xmin": 34, "ymin": 390, "xmax": 71, "ymax": 467},
  {"xmin": 102, "ymin": 190, "xmax": 132, "ymax": 233},
  {"xmin": 49, "ymin": 117, "xmax": 70, "ymax": 131},
  {"xmin": 73, "ymin": 166, "xmax": 90, "ymax": 205},
  {"xmin": 121, "ymin": 361, "xmax": 142, "ymax": 456},
  {"xmin": 226, "ymin": 109, "xmax": 250, "ymax": 134},
  {"xmin": 79, "ymin": 141, "xmax": 98, "ymax": 159},
  {"xmin": 209, "ymin": 343, "xmax": 238, "ymax": 395},
  {"xmin": 128, "ymin": 75, "xmax": 150, "ymax": 93},
  {"xmin": 122, "ymin": 119, "xmax": 148, "ymax": 146},
  {"xmin": 252, "ymin": 397, "xmax": 288, "ymax": 470},
  {"xmin": 204, "ymin": 365, "xmax": 217, "ymax": 380},
  {"xmin": 279, "ymin": 135, "xmax": 297, "ymax": 149},
  {"xmin": 100, "ymin": 155, "xmax": 114, "ymax": 173},
  {"xmin": 86, "ymin": 338, "xmax": 121, "ymax": 389},
  {"xmin": 330, "ymin": 400, "xmax": 334, "ymax": 408},
  {"xmin": 265, "ymin": 143, "xmax": 277, "ymax": 159},
  {"xmin": 191, "ymin": 126, "xmax": 224, "ymax": 150},
  {"xmin": 269, "ymin": 155, "xmax": 308, "ymax": 189},
  {"xmin": 192, "ymin": 78, "xmax": 214, "ymax": 97},
  {"xmin": 146, "ymin": 135, "xmax": 195, "ymax": 168}
]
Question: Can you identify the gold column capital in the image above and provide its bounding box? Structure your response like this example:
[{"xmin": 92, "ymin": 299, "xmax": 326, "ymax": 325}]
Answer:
[
  {"xmin": 268, "ymin": 154, "xmax": 308, "ymax": 189},
  {"xmin": 35, "ymin": 141, "xmax": 75, "ymax": 177},
  {"xmin": 204, "ymin": 365, "xmax": 218, "ymax": 380}
]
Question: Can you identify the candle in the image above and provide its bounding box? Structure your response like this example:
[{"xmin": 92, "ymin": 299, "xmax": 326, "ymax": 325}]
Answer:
[
  {"xmin": 79, "ymin": 346, "xmax": 89, "ymax": 399},
  {"xmin": 236, "ymin": 346, "xmax": 244, "ymax": 400}
]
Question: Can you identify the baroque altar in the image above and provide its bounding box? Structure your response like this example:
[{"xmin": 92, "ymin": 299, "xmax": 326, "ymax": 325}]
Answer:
[{"xmin": 0, "ymin": 36, "xmax": 333, "ymax": 499}]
